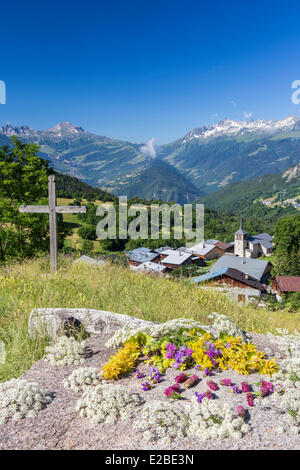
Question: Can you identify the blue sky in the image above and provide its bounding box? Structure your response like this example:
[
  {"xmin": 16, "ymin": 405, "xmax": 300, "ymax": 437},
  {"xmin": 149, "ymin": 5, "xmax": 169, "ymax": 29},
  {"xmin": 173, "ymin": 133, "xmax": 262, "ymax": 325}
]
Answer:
[{"xmin": 1, "ymin": 0, "xmax": 300, "ymax": 143}]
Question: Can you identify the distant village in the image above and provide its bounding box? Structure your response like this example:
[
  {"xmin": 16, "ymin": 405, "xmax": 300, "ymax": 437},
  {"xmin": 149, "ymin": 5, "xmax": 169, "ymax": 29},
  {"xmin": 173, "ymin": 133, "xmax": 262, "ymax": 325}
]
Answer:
[
  {"xmin": 124, "ymin": 220, "xmax": 300, "ymax": 304},
  {"xmin": 262, "ymin": 197, "xmax": 300, "ymax": 209}
]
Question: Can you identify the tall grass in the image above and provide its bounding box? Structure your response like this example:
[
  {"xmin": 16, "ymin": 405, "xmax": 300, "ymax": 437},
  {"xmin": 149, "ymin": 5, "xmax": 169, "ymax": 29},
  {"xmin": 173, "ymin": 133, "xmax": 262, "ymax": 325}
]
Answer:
[{"xmin": 0, "ymin": 256, "xmax": 299, "ymax": 382}]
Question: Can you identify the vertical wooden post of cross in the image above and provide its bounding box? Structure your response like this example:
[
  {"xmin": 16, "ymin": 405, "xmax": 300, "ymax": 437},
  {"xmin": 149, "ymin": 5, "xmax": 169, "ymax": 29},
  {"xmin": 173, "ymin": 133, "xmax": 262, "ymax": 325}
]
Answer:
[
  {"xmin": 18, "ymin": 175, "xmax": 86, "ymax": 273},
  {"xmin": 48, "ymin": 175, "xmax": 58, "ymax": 272}
]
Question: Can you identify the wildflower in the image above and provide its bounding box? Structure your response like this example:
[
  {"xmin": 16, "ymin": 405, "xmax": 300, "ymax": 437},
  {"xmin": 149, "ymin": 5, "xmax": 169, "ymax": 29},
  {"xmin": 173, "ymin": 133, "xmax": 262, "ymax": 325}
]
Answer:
[
  {"xmin": 185, "ymin": 348, "xmax": 193, "ymax": 357},
  {"xmin": 141, "ymin": 382, "xmax": 151, "ymax": 391},
  {"xmin": 246, "ymin": 393, "xmax": 255, "ymax": 406},
  {"xmin": 195, "ymin": 392, "xmax": 205, "ymax": 404},
  {"xmin": 205, "ymin": 342, "xmax": 222, "ymax": 358},
  {"xmin": 102, "ymin": 340, "xmax": 141, "ymax": 380},
  {"xmin": 241, "ymin": 381, "xmax": 250, "ymax": 393},
  {"xmin": 225, "ymin": 342, "xmax": 231, "ymax": 348},
  {"xmin": 232, "ymin": 385, "xmax": 242, "ymax": 394},
  {"xmin": 204, "ymin": 368, "xmax": 214, "ymax": 377},
  {"xmin": 261, "ymin": 381, "xmax": 274, "ymax": 393},
  {"xmin": 184, "ymin": 375, "xmax": 199, "ymax": 388},
  {"xmin": 164, "ymin": 385, "xmax": 181, "ymax": 399},
  {"xmin": 220, "ymin": 378, "xmax": 231, "ymax": 386},
  {"xmin": 259, "ymin": 381, "xmax": 274, "ymax": 397},
  {"xmin": 174, "ymin": 373, "xmax": 188, "ymax": 384},
  {"xmin": 203, "ymin": 390, "xmax": 213, "ymax": 400},
  {"xmin": 149, "ymin": 367, "xmax": 162, "ymax": 384},
  {"xmin": 237, "ymin": 405, "xmax": 246, "ymax": 418},
  {"xmin": 165, "ymin": 343, "xmax": 177, "ymax": 359},
  {"xmin": 207, "ymin": 380, "xmax": 218, "ymax": 391},
  {"xmin": 153, "ymin": 373, "xmax": 162, "ymax": 383},
  {"xmin": 136, "ymin": 370, "xmax": 144, "ymax": 379}
]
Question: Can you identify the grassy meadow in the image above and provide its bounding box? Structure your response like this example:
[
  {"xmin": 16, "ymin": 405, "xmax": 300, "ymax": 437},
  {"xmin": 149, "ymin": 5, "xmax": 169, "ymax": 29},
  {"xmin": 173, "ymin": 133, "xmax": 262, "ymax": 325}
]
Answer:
[{"xmin": 0, "ymin": 256, "xmax": 299, "ymax": 382}]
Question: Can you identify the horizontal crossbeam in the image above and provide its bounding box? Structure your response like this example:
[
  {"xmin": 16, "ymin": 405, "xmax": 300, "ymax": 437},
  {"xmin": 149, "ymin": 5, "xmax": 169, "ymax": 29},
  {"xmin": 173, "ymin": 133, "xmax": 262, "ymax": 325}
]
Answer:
[{"xmin": 19, "ymin": 205, "xmax": 86, "ymax": 214}]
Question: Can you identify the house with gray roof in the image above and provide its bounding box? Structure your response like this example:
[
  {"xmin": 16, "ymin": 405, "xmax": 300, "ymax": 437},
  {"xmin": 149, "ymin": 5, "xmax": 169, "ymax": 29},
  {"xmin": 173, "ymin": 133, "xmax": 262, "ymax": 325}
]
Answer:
[
  {"xmin": 190, "ymin": 267, "xmax": 266, "ymax": 294},
  {"xmin": 160, "ymin": 249, "xmax": 194, "ymax": 269},
  {"xmin": 210, "ymin": 254, "xmax": 270, "ymax": 282},
  {"xmin": 182, "ymin": 241, "xmax": 225, "ymax": 260},
  {"xmin": 131, "ymin": 261, "xmax": 168, "ymax": 274},
  {"xmin": 127, "ymin": 247, "xmax": 160, "ymax": 266}
]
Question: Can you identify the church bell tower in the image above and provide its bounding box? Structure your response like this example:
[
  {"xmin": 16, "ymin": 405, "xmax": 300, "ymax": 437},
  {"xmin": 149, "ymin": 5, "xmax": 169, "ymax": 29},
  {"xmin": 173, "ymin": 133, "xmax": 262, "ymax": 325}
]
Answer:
[{"xmin": 234, "ymin": 218, "xmax": 248, "ymax": 257}]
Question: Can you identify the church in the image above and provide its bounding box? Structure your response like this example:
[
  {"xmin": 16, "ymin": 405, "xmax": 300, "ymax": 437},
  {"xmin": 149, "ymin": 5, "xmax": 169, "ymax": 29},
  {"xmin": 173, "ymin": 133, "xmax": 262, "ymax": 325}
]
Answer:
[{"xmin": 234, "ymin": 220, "xmax": 273, "ymax": 259}]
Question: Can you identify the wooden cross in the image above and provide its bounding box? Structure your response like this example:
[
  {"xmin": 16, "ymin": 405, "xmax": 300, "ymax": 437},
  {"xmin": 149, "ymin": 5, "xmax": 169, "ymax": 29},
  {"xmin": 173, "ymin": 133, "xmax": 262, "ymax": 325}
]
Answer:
[{"xmin": 18, "ymin": 175, "xmax": 86, "ymax": 272}]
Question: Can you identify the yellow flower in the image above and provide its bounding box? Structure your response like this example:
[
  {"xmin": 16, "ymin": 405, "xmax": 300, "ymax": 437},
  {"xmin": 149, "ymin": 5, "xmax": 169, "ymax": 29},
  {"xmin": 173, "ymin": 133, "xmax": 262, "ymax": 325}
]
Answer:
[{"xmin": 101, "ymin": 340, "xmax": 141, "ymax": 380}]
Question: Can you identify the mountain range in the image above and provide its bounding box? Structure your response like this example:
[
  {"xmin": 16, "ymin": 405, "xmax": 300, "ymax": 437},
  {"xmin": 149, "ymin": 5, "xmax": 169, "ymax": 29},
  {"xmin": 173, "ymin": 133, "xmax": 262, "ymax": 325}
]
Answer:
[
  {"xmin": 200, "ymin": 162, "xmax": 300, "ymax": 213},
  {"xmin": 1, "ymin": 116, "xmax": 300, "ymax": 202}
]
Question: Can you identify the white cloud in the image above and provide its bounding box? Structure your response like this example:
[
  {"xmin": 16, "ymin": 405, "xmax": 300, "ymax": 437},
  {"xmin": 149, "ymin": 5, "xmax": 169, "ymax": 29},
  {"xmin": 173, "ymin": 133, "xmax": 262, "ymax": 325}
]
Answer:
[
  {"xmin": 243, "ymin": 111, "xmax": 252, "ymax": 119},
  {"xmin": 140, "ymin": 137, "xmax": 157, "ymax": 158}
]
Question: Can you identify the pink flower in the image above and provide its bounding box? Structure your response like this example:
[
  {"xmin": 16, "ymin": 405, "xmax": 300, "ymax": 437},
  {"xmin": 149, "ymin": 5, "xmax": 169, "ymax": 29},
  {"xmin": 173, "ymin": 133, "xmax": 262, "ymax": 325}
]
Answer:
[
  {"xmin": 246, "ymin": 392, "xmax": 255, "ymax": 406},
  {"xmin": 172, "ymin": 383, "xmax": 181, "ymax": 393},
  {"xmin": 185, "ymin": 348, "xmax": 193, "ymax": 357},
  {"xmin": 207, "ymin": 380, "xmax": 218, "ymax": 391},
  {"xmin": 241, "ymin": 381, "xmax": 250, "ymax": 393},
  {"xmin": 184, "ymin": 374, "xmax": 199, "ymax": 389},
  {"xmin": 164, "ymin": 384, "xmax": 181, "ymax": 399},
  {"xmin": 220, "ymin": 378, "xmax": 231, "ymax": 386},
  {"xmin": 203, "ymin": 390, "xmax": 213, "ymax": 400},
  {"xmin": 237, "ymin": 405, "xmax": 246, "ymax": 418},
  {"xmin": 260, "ymin": 381, "xmax": 274, "ymax": 397},
  {"xmin": 174, "ymin": 373, "xmax": 188, "ymax": 383}
]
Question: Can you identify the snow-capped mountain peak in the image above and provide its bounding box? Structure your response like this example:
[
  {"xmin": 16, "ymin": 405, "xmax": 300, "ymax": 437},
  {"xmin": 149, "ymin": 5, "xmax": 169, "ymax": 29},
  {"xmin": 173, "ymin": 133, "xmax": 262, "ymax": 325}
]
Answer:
[
  {"xmin": 45, "ymin": 121, "xmax": 85, "ymax": 136},
  {"xmin": 183, "ymin": 115, "xmax": 300, "ymax": 142}
]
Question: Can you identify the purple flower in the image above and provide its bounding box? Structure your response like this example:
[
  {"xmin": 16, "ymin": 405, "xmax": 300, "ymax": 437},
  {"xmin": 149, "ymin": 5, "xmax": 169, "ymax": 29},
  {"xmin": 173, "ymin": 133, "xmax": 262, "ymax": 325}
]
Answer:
[
  {"xmin": 141, "ymin": 382, "xmax": 151, "ymax": 391},
  {"xmin": 225, "ymin": 342, "xmax": 231, "ymax": 348},
  {"xmin": 232, "ymin": 385, "xmax": 242, "ymax": 394},
  {"xmin": 206, "ymin": 349, "xmax": 216, "ymax": 358},
  {"xmin": 195, "ymin": 392, "xmax": 205, "ymax": 404},
  {"xmin": 205, "ymin": 342, "xmax": 222, "ymax": 359},
  {"xmin": 204, "ymin": 368, "xmax": 214, "ymax": 377},
  {"xmin": 153, "ymin": 373, "xmax": 162, "ymax": 383},
  {"xmin": 136, "ymin": 370, "xmax": 145, "ymax": 379},
  {"xmin": 185, "ymin": 348, "xmax": 193, "ymax": 357},
  {"xmin": 165, "ymin": 343, "xmax": 177, "ymax": 359}
]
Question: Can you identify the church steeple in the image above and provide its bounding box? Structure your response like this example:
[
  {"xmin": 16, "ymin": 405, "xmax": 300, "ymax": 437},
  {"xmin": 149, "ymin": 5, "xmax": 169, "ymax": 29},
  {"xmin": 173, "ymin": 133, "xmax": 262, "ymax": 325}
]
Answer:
[
  {"xmin": 234, "ymin": 218, "xmax": 248, "ymax": 257},
  {"xmin": 235, "ymin": 218, "xmax": 248, "ymax": 236}
]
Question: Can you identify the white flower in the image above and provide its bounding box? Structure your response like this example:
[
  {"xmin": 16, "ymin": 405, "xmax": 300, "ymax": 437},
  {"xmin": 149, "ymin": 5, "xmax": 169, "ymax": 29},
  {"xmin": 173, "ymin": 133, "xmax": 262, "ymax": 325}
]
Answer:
[
  {"xmin": 76, "ymin": 384, "xmax": 142, "ymax": 425},
  {"xmin": 0, "ymin": 379, "xmax": 53, "ymax": 426},
  {"xmin": 134, "ymin": 400, "xmax": 190, "ymax": 443},
  {"xmin": 44, "ymin": 336, "xmax": 86, "ymax": 366},
  {"xmin": 63, "ymin": 367, "xmax": 103, "ymax": 393}
]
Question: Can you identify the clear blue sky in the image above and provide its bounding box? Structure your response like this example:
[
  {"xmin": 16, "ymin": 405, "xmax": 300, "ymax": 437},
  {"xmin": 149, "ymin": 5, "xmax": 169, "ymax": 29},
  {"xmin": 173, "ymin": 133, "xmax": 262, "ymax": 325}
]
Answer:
[{"xmin": 1, "ymin": 0, "xmax": 300, "ymax": 143}]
